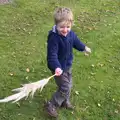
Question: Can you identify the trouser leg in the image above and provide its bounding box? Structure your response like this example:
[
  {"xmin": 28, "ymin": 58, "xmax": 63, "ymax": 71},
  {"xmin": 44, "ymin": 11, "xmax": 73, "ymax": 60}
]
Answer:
[
  {"xmin": 65, "ymin": 71, "xmax": 72, "ymax": 104},
  {"xmin": 50, "ymin": 68, "xmax": 72, "ymax": 107}
]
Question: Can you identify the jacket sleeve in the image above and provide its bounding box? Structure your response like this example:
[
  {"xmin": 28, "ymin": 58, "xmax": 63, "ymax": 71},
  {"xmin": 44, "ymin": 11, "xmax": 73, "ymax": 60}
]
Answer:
[
  {"xmin": 47, "ymin": 34, "xmax": 62, "ymax": 72},
  {"xmin": 73, "ymin": 32, "xmax": 85, "ymax": 51}
]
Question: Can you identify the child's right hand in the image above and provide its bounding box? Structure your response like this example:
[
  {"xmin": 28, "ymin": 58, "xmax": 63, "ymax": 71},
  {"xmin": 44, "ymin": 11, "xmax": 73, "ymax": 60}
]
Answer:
[{"xmin": 55, "ymin": 68, "xmax": 63, "ymax": 76}]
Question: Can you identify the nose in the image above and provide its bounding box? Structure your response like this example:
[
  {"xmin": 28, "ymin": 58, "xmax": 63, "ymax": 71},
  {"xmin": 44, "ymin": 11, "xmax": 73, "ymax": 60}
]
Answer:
[{"xmin": 63, "ymin": 27, "xmax": 67, "ymax": 32}]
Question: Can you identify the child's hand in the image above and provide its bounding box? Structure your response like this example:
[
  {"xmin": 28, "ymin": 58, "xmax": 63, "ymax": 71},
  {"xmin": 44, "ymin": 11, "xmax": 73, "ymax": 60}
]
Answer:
[
  {"xmin": 55, "ymin": 68, "xmax": 63, "ymax": 76},
  {"xmin": 84, "ymin": 46, "xmax": 91, "ymax": 56}
]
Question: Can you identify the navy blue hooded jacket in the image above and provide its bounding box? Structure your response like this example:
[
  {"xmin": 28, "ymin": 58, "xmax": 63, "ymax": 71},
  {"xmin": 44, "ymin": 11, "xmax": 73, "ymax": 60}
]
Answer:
[{"xmin": 47, "ymin": 25, "xmax": 85, "ymax": 72}]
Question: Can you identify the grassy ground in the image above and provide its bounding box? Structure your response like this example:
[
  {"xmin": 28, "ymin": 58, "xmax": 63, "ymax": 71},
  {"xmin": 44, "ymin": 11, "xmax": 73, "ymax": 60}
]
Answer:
[{"xmin": 0, "ymin": 0, "xmax": 120, "ymax": 120}]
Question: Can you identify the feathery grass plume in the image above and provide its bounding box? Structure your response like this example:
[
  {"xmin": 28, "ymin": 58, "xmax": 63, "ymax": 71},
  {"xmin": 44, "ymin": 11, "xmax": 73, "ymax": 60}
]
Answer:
[{"xmin": 0, "ymin": 74, "xmax": 55, "ymax": 103}]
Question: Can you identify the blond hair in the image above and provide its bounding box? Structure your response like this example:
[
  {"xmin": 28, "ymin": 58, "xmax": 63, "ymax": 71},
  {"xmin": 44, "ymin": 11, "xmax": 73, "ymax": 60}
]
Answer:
[{"xmin": 54, "ymin": 7, "xmax": 74, "ymax": 25}]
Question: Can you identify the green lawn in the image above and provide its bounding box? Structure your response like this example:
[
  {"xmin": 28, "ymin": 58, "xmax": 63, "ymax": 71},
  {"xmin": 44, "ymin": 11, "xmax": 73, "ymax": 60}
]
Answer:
[{"xmin": 0, "ymin": 0, "xmax": 120, "ymax": 120}]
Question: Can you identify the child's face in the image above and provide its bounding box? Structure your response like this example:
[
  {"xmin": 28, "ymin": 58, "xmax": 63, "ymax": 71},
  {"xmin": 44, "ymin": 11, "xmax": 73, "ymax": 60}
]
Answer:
[{"xmin": 56, "ymin": 22, "xmax": 72, "ymax": 37}]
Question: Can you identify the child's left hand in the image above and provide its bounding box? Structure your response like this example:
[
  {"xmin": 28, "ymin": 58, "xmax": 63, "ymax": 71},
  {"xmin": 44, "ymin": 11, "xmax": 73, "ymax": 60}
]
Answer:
[{"xmin": 84, "ymin": 46, "xmax": 91, "ymax": 56}]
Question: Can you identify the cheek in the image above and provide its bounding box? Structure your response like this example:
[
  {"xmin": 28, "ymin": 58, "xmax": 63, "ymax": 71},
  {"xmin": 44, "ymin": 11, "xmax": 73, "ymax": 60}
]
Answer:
[
  {"xmin": 67, "ymin": 28, "xmax": 71, "ymax": 32},
  {"xmin": 57, "ymin": 27, "xmax": 62, "ymax": 32}
]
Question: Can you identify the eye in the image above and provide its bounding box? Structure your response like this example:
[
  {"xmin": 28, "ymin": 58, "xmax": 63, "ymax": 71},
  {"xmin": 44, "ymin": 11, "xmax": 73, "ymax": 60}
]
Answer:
[
  {"xmin": 61, "ymin": 26, "xmax": 65, "ymax": 28},
  {"xmin": 60, "ymin": 26, "xmax": 65, "ymax": 29},
  {"xmin": 67, "ymin": 26, "xmax": 71, "ymax": 28}
]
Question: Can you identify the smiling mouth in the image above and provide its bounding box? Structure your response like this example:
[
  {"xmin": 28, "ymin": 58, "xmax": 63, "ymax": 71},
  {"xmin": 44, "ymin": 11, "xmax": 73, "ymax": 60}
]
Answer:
[{"xmin": 62, "ymin": 32, "xmax": 67, "ymax": 34}]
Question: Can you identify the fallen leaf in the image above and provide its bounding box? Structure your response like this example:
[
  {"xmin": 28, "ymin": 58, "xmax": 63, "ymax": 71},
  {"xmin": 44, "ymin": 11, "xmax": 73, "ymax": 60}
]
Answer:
[
  {"xmin": 18, "ymin": 113, "xmax": 21, "ymax": 116},
  {"xmin": 84, "ymin": 52, "xmax": 89, "ymax": 56},
  {"xmin": 98, "ymin": 103, "xmax": 101, "ymax": 107},
  {"xmin": 115, "ymin": 110, "xmax": 119, "ymax": 114},
  {"xmin": 23, "ymin": 28, "xmax": 27, "ymax": 31},
  {"xmin": 90, "ymin": 72, "xmax": 96, "ymax": 76},
  {"xmin": 71, "ymin": 111, "xmax": 74, "ymax": 114},
  {"xmin": 26, "ymin": 76, "xmax": 29, "ymax": 79},
  {"xmin": 97, "ymin": 63, "xmax": 104, "ymax": 67},
  {"xmin": 16, "ymin": 102, "xmax": 20, "ymax": 107},
  {"xmin": 108, "ymin": 60, "xmax": 112, "ymax": 63},
  {"xmin": 33, "ymin": 117, "xmax": 36, "ymax": 120},
  {"xmin": 91, "ymin": 64, "xmax": 95, "ymax": 67},
  {"xmin": 26, "ymin": 68, "xmax": 30, "ymax": 72},
  {"xmin": 9, "ymin": 73, "xmax": 14, "ymax": 76},
  {"xmin": 112, "ymin": 98, "xmax": 115, "ymax": 102},
  {"xmin": 75, "ymin": 91, "xmax": 79, "ymax": 95}
]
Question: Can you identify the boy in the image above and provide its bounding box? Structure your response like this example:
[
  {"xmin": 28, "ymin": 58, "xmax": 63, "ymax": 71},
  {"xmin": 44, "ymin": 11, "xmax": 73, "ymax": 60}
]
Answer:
[{"xmin": 46, "ymin": 7, "xmax": 91, "ymax": 118}]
